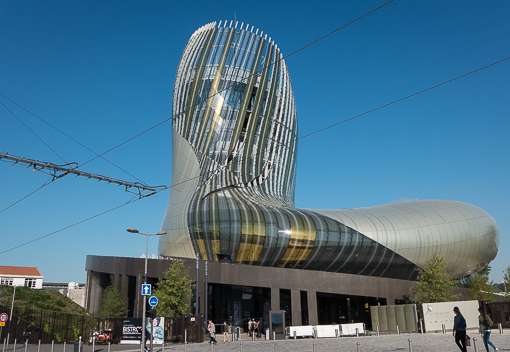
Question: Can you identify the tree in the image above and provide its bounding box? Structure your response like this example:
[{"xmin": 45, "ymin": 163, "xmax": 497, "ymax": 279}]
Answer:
[
  {"xmin": 153, "ymin": 260, "xmax": 195, "ymax": 317},
  {"xmin": 468, "ymin": 266, "xmax": 496, "ymax": 302},
  {"xmin": 410, "ymin": 253, "xmax": 460, "ymax": 306},
  {"xmin": 98, "ymin": 276, "xmax": 127, "ymax": 318},
  {"xmin": 503, "ymin": 266, "xmax": 510, "ymax": 301}
]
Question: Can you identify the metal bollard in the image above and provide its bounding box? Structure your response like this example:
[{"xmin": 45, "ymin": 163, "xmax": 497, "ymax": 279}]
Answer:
[
  {"xmin": 184, "ymin": 341, "xmax": 187, "ymax": 352},
  {"xmin": 274, "ymin": 343, "xmax": 277, "ymax": 352},
  {"xmin": 376, "ymin": 326, "xmax": 379, "ymax": 336},
  {"xmin": 419, "ymin": 319, "xmax": 423, "ymax": 334},
  {"xmin": 335, "ymin": 328, "xmax": 339, "ymax": 338},
  {"xmin": 62, "ymin": 341, "xmax": 65, "ymax": 352},
  {"xmin": 240, "ymin": 342, "xmax": 243, "ymax": 352},
  {"xmin": 473, "ymin": 337, "xmax": 478, "ymax": 352},
  {"xmin": 24, "ymin": 340, "xmax": 28, "ymax": 352},
  {"xmin": 356, "ymin": 328, "xmax": 359, "ymax": 337},
  {"xmin": 51, "ymin": 340, "xmax": 54, "ymax": 352},
  {"xmin": 252, "ymin": 331, "xmax": 255, "ymax": 341},
  {"xmin": 273, "ymin": 331, "xmax": 276, "ymax": 341},
  {"xmin": 442, "ymin": 324, "xmax": 446, "ymax": 334},
  {"xmin": 356, "ymin": 341, "xmax": 360, "ymax": 352},
  {"xmin": 408, "ymin": 338, "xmax": 412, "ymax": 352},
  {"xmin": 92, "ymin": 335, "xmax": 95, "ymax": 352},
  {"xmin": 499, "ymin": 323, "xmax": 503, "ymax": 334},
  {"xmin": 13, "ymin": 339, "xmax": 17, "ymax": 352},
  {"xmin": 108, "ymin": 342, "xmax": 111, "ymax": 352},
  {"xmin": 313, "ymin": 342, "xmax": 316, "ymax": 352},
  {"xmin": 185, "ymin": 328, "xmax": 187, "ymax": 344},
  {"xmin": 293, "ymin": 330, "xmax": 297, "ymax": 340},
  {"xmin": 78, "ymin": 337, "xmax": 81, "ymax": 352},
  {"xmin": 396, "ymin": 325, "xmax": 399, "ymax": 335},
  {"xmin": 39, "ymin": 340, "xmax": 42, "ymax": 352}
]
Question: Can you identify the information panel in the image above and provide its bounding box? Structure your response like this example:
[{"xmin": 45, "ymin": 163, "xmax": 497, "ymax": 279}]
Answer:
[{"xmin": 120, "ymin": 318, "xmax": 142, "ymax": 344}]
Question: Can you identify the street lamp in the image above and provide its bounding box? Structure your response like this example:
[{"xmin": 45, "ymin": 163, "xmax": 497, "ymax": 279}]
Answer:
[
  {"xmin": 6, "ymin": 285, "xmax": 17, "ymax": 348},
  {"xmin": 127, "ymin": 228, "xmax": 166, "ymax": 352}
]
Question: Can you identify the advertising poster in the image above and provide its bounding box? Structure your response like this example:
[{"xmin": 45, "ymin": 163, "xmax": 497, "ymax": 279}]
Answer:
[
  {"xmin": 145, "ymin": 317, "xmax": 165, "ymax": 344},
  {"xmin": 120, "ymin": 318, "xmax": 142, "ymax": 344}
]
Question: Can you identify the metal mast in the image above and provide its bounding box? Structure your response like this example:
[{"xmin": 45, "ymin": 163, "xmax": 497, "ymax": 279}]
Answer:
[{"xmin": 0, "ymin": 152, "xmax": 167, "ymax": 198}]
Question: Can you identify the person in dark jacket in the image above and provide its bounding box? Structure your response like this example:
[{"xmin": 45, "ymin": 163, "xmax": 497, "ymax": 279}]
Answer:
[
  {"xmin": 22, "ymin": 329, "xmax": 30, "ymax": 346},
  {"xmin": 453, "ymin": 306, "xmax": 467, "ymax": 352}
]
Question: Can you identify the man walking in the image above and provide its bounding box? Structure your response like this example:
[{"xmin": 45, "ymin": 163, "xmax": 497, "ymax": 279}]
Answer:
[
  {"xmin": 208, "ymin": 320, "xmax": 217, "ymax": 344},
  {"xmin": 223, "ymin": 321, "xmax": 231, "ymax": 343}
]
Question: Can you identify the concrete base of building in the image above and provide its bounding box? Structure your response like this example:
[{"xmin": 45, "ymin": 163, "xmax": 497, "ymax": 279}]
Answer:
[{"xmin": 85, "ymin": 255, "xmax": 417, "ymax": 328}]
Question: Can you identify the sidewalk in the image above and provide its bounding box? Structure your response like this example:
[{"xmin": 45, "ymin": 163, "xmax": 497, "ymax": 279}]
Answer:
[{"xmin": 4, "ymin": 331, "xmax": 509, "ymax": 352}]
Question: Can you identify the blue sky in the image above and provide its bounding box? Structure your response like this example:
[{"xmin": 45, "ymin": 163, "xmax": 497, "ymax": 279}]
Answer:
[{"xmin": 1, "ymin": 0, "xmax": 509, "ymax": 284}]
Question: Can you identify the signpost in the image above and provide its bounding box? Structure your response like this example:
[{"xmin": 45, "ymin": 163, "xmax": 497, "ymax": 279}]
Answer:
[
  {"xmin": 142, "ymin": 284, "xmax": 151, "ymax": 296},
  {"xmin": 0, "ymin": 313, "xmax": 7, "ymax": 326},
  {"xmin": 148, "ymin": 296, "xmax": 158, "ymax": 307},
  {"xmin": 0, "ymin": 313, "xmax": 7, "ymax": 339}
]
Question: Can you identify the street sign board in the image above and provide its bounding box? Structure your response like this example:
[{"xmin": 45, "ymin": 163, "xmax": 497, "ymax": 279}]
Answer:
[
  {"xmin": 142, "ymin": 284, "xmax": 151, "ymax": 296},
  {"xmin": 0, "ymin": 313, "xmax": 7, "ymax": 322},
  {"xmin": 148, "ymin": 296, "xmax": 158, "ymax": 307},
  {"xmin": 0, "ymin": 322, "xmax": 5, "ymax": 326}
]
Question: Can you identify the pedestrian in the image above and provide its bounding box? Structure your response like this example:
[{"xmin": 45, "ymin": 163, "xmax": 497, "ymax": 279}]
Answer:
[
  {"xmin": 255, "ymin": 320, "xmax": 261, "ymax": 338},
  {"xmin": 22, "ymin": 328, "xmax": 30, "ymax": 346},
  {"xmin": 223, "ymin": 321, "xmax": 231, "ymax": 343},
  {"xmin": 247, "ymin": 318, "xmax": 253, "ymax": 337},
  {"xmin": 478, "ymin": 307, "xmax": 499, "ymax": 352},
  {"xmin": 208, "ymin": 320, "xmax": 217, "ymax": 344},
  {"xmin": 250, "ymin": 319, "xmax": 256, "ymax": 337},
  {"xmin": 453, "ymin": 306, "xmax": 467, "ymax": 352}
]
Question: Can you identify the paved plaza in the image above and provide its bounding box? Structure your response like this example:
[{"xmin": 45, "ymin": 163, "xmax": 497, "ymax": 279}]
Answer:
[{"xmin": 4, "ymin": 332, "xmax": 509, "ymax": 352}]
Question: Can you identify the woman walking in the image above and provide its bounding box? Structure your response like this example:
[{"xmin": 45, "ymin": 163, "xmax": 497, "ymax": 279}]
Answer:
[
  {"xmin": 478, "ymin": 307, "xmax": 499, "ymax": 352},
  {"xmin": 453, "ymin": 306, "xmax": 467, "ymax": 352},
  {"xmin": 22, "ymin": 328, "xmax": 30, "ymax": 346}
]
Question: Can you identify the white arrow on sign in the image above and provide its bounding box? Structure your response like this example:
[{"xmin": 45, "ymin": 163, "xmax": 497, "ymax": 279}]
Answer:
[{"xmin": 142, "ymin": 284, "xmax": 151, "ymax": 296}]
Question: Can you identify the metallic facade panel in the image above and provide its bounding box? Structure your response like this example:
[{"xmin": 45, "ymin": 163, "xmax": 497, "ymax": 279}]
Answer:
[{"xmin": 159, "ymin": 22, "xmax": 499, "ymax": 280}]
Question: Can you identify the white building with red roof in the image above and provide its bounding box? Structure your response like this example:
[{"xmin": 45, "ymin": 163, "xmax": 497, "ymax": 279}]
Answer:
[{"xmin": 0, "ymin": 265, "xmax": 43, "ymax": 289}]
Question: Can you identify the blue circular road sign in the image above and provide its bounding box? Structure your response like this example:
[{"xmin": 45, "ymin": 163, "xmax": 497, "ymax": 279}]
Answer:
[{"xmin": 148, "ymin": 296, "xmax": 158, "ymax": 307}]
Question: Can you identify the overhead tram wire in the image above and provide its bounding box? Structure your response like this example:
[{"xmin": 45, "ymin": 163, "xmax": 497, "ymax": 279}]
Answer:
[
  {"xmin": 0, "ymin": 100, "xmax": 70, "ymax": 214},
  {"xmin": 0, "ymin": 194, "xmax": 145, "ymax": 255},
  {"xmin": 0, "ymin": 95, "xmax": 155, "ymax": 214},
  {"xmin": 0, "ymin": 92, "xmax": 157, "ymax": 214},
  {"xmin": 0, "ymin": 94, "xmax": 148, "ymax": 184},
  {"xmin": 0, "ymin": 101, "xmax": 67, "ymax": 164},
  {"xmin": 76, "ymin": 0, "xmax": 396, "ymax": 170},
  {"xmin": 295, "ymin": 55, "xmax": 510, "ymax": 141},
  {"xmin": 0, "ymin": 165, "xmax": 55, "ymax": 215}
]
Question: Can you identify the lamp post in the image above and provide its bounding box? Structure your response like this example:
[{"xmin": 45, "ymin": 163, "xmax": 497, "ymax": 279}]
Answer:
[
  {"xmin": 6, "ymin": 285, "xmax": 17, "ymax": 348},
  {"xmin": 127, "ymin": 228, "xmax": 166, "ymax": 352}
]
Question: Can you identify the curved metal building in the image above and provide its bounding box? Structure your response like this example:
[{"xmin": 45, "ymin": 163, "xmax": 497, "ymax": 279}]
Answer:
[{"xmin": 159, "ymin": 21, "xmax": 499, "ymax": 280}]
